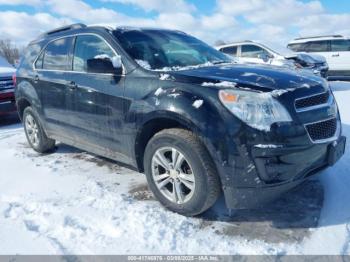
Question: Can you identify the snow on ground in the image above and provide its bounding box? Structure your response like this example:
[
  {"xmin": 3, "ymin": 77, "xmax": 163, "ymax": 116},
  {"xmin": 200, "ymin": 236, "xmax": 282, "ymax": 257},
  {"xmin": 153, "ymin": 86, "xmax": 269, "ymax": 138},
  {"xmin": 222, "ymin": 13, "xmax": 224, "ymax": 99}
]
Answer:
[{"xmin": 0, "ymin": 82, "xmax": 349, "ymax": 255}]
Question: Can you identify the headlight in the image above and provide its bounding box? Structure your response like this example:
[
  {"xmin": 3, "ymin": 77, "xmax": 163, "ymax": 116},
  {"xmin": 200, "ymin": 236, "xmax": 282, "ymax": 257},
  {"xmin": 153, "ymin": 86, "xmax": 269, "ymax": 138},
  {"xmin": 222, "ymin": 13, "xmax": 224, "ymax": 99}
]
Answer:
[{"xmin": 219, "ymin": 89, "xmax": 292, "ymax": 131}]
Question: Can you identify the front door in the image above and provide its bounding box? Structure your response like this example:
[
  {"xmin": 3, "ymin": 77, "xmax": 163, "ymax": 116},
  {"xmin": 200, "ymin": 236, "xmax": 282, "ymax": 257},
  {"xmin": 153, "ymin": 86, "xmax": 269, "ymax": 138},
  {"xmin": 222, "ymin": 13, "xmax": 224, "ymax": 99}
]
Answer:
[
  {"xmin": 66, "ymin": 34, "xmax": 130, "ymax": 163},
  {"xmin": 239, "ymin": 44, "xmax": 272, "ymax": 65}
]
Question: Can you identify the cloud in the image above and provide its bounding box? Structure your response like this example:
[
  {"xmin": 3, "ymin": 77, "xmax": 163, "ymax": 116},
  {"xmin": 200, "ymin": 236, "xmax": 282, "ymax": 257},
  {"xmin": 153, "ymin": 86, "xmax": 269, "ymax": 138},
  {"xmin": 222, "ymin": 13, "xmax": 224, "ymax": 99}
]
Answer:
[
  {"xmin": 201, "ymin": 13, "xmax": 237, "ymax": 31},
  {"xmin": 46, "ymin": 0, "xmax": 122, "ymax": 23},
  {"xmin": 101, "ymin": 0, "xmax": 195, "ymax": 13},
  {"xmin": 0, "ymin": 11, "xmax": 72, "ymax": 45},
  {"xmin": 0, "ymin": 0, "xmax": 41, "ymax": 5},
  {"xmin": 241, "ymin": 0, "xmax": 323, "ymax": 25},
  {"xmin": 0, "ymin": 0, "xmax": 349, "ymax": 50},
  {"xmin": 296, "ymin": 13, "xmax": 350, "ymax": 37}
]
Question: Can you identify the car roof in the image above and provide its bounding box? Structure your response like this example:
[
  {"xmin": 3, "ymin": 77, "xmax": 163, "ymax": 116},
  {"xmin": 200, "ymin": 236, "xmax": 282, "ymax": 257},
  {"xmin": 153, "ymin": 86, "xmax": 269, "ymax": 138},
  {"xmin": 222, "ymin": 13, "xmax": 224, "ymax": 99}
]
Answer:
[
  {"xmin": 91, "ymin": 24, "xmax": 185, "ymax": 33},
  {"xmin": 289, "ymin": 35, "xmax": 349, "ymax": 44},
  {"xmin": 216, "ymin": 41, "xmax": 259, "ymax": 49},
  {"xmin": 31, "ymin": 23, "xmax": 186, "ymax": 44}
]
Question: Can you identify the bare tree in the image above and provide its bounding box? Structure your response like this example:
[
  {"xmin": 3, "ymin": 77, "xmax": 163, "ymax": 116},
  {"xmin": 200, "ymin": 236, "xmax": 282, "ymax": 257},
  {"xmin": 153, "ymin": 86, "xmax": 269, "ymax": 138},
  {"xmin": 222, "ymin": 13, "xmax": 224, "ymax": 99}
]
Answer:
[{"xmin": 0, "ymin": 39, "xmax": 20, "ymax": 65}]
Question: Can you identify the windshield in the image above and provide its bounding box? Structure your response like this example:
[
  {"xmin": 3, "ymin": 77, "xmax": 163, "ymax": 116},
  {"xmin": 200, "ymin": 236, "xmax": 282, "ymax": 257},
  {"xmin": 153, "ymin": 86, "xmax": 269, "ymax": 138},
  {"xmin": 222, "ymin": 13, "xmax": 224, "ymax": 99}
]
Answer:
[{"xmin": 113, "ymin": 29, "xmax": 233, "ymax": 71}]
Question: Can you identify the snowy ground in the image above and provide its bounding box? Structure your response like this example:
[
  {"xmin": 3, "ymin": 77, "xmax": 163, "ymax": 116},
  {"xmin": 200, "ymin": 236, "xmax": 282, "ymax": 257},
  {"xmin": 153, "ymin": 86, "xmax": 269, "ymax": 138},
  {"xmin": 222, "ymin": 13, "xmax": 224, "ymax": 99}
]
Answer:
[{"xmin": 0, "ymin": 82, "xmax": 349, "ymax": 255}]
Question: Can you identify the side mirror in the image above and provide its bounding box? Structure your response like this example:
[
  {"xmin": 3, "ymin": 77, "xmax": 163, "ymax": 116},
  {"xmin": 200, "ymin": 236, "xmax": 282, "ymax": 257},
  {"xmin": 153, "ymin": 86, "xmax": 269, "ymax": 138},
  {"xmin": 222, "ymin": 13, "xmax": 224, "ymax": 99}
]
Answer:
[
  {"xmin": 87, "ymin": 55, "xmax": 123, "ymax": 74},
  {"xmin": 112, "ymin": 55, "xmax": 122, "ymax": 69},
  {"xmin": 258, "ymin": 53, "xmax": 271, "ymax": 62}
]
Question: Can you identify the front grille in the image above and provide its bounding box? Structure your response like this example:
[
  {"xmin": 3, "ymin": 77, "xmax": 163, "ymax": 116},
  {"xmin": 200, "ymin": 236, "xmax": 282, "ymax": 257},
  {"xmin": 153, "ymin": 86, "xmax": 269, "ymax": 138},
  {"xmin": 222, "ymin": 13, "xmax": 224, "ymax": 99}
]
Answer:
[
  {"xmin": 295, "ymin": 92, "xmax": 330, "ymax": 111},
  {"xmin": 306, "ymin": 118, "xmax": 337, "ymax": 141},
  {"xmin": 0, "ymin": 77, "xmax": 14, "ymax": 92}
]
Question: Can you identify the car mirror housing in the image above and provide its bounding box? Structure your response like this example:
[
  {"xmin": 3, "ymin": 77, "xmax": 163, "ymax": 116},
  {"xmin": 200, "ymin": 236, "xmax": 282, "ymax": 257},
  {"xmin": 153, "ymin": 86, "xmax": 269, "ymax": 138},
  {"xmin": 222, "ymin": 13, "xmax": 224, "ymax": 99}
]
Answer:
[
  {"xmin": 87, "ymin": 56, "xmax": 122, "ymax": 74},
  {"xmin": 112, "ymin": 55, "xmax": 122, "ymax": 69},
  {"xmin": 258, "ymin": 53, "xmax": 271, "ymax": 62}
]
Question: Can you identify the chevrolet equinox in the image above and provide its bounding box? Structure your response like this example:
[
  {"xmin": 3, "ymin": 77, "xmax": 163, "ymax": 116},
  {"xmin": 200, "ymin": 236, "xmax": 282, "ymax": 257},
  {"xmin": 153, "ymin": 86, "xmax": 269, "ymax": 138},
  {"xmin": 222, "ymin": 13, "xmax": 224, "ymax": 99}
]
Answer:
[{"xmin": 15, "ymin": 24, "xmax": 346, "ymax": 216}]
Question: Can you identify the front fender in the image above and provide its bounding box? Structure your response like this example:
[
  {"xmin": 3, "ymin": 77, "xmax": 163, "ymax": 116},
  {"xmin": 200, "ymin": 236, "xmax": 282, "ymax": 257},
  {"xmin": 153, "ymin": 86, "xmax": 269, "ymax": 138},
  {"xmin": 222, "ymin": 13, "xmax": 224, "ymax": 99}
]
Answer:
[{"xmin": 129, "ymin": 84, "xmax": 242, "ymax": 188}]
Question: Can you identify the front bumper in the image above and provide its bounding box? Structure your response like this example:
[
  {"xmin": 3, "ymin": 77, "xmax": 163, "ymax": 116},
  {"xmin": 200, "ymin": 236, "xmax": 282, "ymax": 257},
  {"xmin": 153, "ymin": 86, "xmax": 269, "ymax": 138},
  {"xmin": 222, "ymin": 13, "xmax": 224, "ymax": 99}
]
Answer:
[
  {"xmin": 222, "ymin": 133, "xmax": 346, "ymax": 209},
  {"xmin": 312, "ymin": 65, "xmax": 329, "ymax": 78},
  {"xmin": 0, "ymin": 91, "xmax": 16, "ymax": 115}
]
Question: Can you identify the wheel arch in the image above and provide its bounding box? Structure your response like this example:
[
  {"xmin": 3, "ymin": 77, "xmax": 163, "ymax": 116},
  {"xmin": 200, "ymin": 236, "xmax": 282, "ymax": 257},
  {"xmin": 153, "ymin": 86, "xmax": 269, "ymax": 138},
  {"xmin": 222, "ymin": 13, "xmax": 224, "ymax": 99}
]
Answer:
[
  {"xmin": 134, "ymin": 113, "xmax": 200, "ymax": 172},
  {"xmin": 16, "ymin": 97, "xmax": 32, "ymax": 120}
]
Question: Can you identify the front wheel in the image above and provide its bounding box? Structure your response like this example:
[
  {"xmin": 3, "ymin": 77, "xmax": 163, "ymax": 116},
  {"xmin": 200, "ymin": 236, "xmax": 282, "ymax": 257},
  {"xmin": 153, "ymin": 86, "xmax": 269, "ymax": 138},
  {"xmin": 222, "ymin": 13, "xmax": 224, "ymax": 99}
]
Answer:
[
  {"xmin": 144, "ymin": 128, "xmax": 221, "ymax": 216},
  {"xmin": 23, "ymin": 107, "xmax": 55, "ymax": 153}
]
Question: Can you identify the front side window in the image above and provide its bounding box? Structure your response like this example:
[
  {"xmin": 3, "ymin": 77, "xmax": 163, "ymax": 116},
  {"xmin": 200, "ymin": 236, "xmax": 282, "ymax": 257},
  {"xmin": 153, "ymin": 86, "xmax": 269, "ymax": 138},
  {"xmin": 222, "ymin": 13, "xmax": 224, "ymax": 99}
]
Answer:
[
  {"xmin": 331, "ymin": 40, "xmax": 350, "ymax": 52},
  {"xmin": 306, "ymin": 41, "xmax": 329, "ymax": 52},
  {"xmin": 43, "ymin": 37, "xmax": 73, "ymax": 70},
  {"xmin": 73, "ymin": 35, "xmax": 116, "ymax": 72},
  {"xmin": 113, "ymin": 30, "xmax": 232, "ymax": 70},
  {"xmin": 220, "ymin": 46, "xmax": 238, "ymax": 56},
  {"xmin": 241, "ymin": 45, "xmax": 268, "ymax": 58}
]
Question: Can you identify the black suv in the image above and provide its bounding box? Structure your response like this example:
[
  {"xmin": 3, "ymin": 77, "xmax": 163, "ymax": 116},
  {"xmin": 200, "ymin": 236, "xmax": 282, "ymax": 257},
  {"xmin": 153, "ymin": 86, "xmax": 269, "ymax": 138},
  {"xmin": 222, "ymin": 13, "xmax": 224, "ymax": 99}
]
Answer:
[{"xmin": 15, "ymin": 24, "xmax": 346, "ymax": 216}]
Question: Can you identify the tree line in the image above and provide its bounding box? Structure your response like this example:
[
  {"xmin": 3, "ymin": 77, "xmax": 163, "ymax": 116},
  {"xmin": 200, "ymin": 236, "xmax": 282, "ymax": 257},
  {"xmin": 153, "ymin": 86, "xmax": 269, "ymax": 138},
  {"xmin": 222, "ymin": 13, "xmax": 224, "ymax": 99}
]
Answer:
[{"xmin": 0, "ymin": 39, "xmax": 21, "ymax": 66}]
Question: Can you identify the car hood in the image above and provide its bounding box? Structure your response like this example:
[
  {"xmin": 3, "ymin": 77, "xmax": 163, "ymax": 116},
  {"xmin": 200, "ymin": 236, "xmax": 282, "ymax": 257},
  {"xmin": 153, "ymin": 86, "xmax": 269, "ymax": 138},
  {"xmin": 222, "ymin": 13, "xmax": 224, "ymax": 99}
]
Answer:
[
  {"xmin": 284, "ymin": 52, "xmax": 326, "ymax": 64},
  {"xmin": 167, "ymin": 64, "xmax": 325, "ymax": 92},
  {"xmin": 0, "ymin": 66, "xmax": 16, "ymax": 78}
]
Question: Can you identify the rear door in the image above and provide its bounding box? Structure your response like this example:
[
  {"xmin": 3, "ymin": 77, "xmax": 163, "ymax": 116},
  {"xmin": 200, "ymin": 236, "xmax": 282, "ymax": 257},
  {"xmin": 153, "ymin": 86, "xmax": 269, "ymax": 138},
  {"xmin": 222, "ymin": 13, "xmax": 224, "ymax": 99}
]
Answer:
[
  {"xmin": 66, "ymin": 34, "xmax": 129, "ymax": 162},
  {"xmin": 34, "ymin": 36, "xmax": 75, "ymax": 139},
  {"xmin": 330, "ymin": 39, "xmax": 350, "ymax": 71}
]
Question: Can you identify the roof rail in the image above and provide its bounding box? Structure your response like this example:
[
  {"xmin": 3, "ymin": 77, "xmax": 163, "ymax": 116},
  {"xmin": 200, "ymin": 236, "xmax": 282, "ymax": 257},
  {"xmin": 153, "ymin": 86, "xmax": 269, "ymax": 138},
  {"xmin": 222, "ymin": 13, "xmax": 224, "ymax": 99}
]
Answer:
[
  {"xmin": 39, "ymin": 23, "xmax": 87, "ymax": 38},
  {"xmin": 294, "ymin": 35, "xmax": 343, "ymax": 41}
]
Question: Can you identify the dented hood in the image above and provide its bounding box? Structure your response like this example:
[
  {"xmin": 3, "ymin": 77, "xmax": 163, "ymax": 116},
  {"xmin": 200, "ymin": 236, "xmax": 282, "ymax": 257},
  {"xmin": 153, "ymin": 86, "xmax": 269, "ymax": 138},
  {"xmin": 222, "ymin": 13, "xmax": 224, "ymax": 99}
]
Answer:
[
  {"xmin": 285, "ymin": 53, "xmax": 327, "ymax": 64},
  {"xmin": 168, "ymin": 64, "xmax": 325, "ymax": 92}
]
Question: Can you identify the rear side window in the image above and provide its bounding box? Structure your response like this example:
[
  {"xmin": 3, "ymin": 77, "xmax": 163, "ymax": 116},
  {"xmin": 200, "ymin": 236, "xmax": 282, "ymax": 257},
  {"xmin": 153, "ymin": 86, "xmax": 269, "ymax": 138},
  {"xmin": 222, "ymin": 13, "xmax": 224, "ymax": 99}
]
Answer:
[
  {"xmin": 35, "ymin": 52, "xmax": 44, "ymax": 69},
  {"xmin": 21, "ymin": 44, "xmax": 42, "ymax": 70},
  {"xmin": 73, "ymin": 35, "xmax": 115, "ymax": 72},
  {"xmin": 220, "ymin": 46, "xmax": 238, "ymax": 56},
  {"xmin": 287, "ymin": 43, "xmax": 305, "ymax": 52},
  {"xmin": 305, "ymin": 41, "xmax": 329, "ymax": 52},
  {"xmin": 241, "ymin": 45, "xmax": 267, "ymax": 58},
  {"xmin": 42, "ymin": 37, "xmax": 74, "ymax": 70},
  {"xmin": 331, "ymin": 40, "xmax": 350, "ymax": 52}
]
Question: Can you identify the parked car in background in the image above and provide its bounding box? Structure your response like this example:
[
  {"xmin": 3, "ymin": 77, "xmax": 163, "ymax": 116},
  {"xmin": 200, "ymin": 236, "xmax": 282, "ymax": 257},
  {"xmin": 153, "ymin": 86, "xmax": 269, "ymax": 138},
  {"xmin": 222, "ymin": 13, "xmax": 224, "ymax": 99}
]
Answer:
[
  {"xmin": 0, "ymin": 56, "xmax": 16, "ymax": 116},
  {"xmin": 217, "ymin": 41, "xmax": 329, "ymax": 78},
  {"xmin": 288, "ymin": 35, "xmax": 350, "ymax": 81},
  {"xmin": 16, "ymin": 24, "xmax": 345, "ymax": 216}
]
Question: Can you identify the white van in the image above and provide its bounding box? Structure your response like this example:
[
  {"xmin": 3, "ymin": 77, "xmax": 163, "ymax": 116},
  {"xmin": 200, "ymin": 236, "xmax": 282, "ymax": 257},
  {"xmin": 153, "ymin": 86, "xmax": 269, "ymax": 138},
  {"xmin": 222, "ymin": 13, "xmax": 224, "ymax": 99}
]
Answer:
[{"xmin": 288, "ymin": 35, "xmax": 350, "ymax": 80}]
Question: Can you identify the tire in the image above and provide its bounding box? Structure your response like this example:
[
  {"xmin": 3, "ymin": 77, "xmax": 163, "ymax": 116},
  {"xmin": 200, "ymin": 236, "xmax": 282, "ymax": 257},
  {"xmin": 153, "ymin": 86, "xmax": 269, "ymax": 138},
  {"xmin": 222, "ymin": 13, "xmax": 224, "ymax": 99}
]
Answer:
[
  {"xmin": 144, "ymin": 128, "xmax": 221, "ymax": 216},
  {"xmin": 23, "ymin": 107, "xmax": 55, "ymax": 153}
]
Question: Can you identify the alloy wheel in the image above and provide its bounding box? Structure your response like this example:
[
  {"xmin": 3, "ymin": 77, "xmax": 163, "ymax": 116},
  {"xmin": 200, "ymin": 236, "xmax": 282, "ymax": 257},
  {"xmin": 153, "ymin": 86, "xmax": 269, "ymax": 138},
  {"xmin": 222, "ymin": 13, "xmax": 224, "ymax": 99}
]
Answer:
[
  {"xmin": 25, "ymin": 114, "xmax": 40, "ymax": 147},
  {"xmin": 151, "ymin": 147, "xmax": 195, "ymax": 204}
]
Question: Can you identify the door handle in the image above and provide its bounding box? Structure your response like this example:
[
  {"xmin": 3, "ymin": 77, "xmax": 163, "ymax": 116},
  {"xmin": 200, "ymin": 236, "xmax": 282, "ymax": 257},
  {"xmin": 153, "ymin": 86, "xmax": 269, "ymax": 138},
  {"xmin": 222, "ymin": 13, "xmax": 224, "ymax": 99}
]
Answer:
[
  {"xmin": 68, "ymin": 81, "xmax": 77, "ymax": 90},
  {"xmin": 332, "ymin": 53, "xmax": 340, "ymax": 57},
  {"xmin": 34, "ymin": 75, "xmax": 39, "ymax": 83}
]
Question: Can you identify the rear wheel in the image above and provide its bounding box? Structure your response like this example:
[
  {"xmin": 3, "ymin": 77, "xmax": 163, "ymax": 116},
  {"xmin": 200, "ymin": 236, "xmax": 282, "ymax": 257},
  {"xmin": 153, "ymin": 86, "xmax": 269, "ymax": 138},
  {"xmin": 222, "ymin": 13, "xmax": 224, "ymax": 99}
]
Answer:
[
  {"xmin": 144, "ymin": 128, "xmax": 221, "ymax": 216},
  {"xmin": 23, "ymin": 107, "xmax": 55, "ymax": 153}
]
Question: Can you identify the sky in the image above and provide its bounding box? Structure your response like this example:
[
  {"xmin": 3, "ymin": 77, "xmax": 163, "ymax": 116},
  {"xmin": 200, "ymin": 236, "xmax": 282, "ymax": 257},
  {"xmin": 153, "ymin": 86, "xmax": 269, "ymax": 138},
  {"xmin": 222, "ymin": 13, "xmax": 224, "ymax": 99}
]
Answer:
[{"xmin": 0, "ymin": 0, "xmax": 350, "ymax": 49}]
